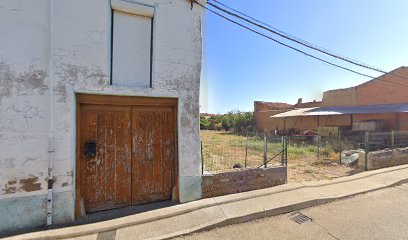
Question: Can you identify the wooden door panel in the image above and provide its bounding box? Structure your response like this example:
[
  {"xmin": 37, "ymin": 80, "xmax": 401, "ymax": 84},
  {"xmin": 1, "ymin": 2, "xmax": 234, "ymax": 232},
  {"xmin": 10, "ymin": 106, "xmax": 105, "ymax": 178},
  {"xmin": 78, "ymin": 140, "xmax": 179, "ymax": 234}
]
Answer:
[
  {"xmin": 79, "ymin": 105, "xmax": 131, "ymax": 212},
  {"xmin": 76, "ymin": 95, "xmax": 178, "ymax": 215},
  {"xmin": 131, "ymin": 106, "xmax": 176, "ymax": 205}
]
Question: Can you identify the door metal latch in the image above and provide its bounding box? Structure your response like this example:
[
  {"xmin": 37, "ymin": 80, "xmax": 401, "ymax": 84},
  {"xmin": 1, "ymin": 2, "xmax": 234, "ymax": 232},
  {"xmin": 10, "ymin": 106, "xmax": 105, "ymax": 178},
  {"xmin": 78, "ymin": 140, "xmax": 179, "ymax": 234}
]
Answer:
[{"xmin": 84, "ymin": 141, "xmax": 97, "ymax": 157}]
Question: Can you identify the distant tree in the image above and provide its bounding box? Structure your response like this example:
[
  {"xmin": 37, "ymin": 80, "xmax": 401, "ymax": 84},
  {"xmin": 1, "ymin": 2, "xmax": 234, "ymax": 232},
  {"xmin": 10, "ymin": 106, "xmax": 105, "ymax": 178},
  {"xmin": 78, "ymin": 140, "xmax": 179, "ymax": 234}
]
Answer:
[
  {"xmin": 208, "ymin": 115, "xmax": 222, "ymax": 130},
  {"xmin": 200, "ymin": 115, "xmax": 211, "ymax": 130},
  {"xmin": 200, "ymin": 111, "xmax": 254, "ymax": 135},
  {"xmin": 221, "ymin": 113, "xmax": 233, "ymax": 131},
  {"xmin": 232, "ymin": 111, "xmax": 254, "ymax": 135}
]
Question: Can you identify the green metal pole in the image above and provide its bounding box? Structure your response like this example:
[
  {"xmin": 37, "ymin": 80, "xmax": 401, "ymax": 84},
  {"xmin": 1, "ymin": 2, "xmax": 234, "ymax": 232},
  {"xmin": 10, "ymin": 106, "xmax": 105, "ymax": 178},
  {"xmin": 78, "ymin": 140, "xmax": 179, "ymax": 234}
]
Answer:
[
  {"xmin": 285, "ymin": 137, "xmax": 288, "ymax": 166},
  {"xmin": 391, "ymin": 131, "xmax": 395, "ymax": 151},
  {"xmin": 263, "ymin": 134, "xmax": 267, "ymax": 168},
  {"xmin": 364, "ymin": 132, "xmax": 369, "ymax": 171},
  {"xmin": 245, "ymin": 133, "xmax": 248, "ymax": 168},
  {"xmin": 339, "ymin": 130, "xmax": 342, "ymax": 164},
  {"xmin": 281, "ymin": 136, "xmax": 285, "ymax": 166},
  {"xmin": 201, "ymin": 141, "xmax": 204, "ymax": 175}
]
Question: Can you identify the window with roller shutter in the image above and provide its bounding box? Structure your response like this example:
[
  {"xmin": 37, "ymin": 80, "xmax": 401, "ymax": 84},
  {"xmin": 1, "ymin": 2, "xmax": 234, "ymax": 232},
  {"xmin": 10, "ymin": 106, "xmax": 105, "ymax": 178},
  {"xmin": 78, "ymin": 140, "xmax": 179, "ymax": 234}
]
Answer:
[{"xmin": 111, "ymin": 10, "xmax": 153, "ymax": 88}]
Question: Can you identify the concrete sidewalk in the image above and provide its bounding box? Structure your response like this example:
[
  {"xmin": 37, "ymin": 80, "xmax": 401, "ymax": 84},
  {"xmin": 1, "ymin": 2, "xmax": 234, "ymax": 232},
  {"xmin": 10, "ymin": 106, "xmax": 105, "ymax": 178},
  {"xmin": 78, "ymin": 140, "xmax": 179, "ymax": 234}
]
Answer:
[{"xmin": 6, "ymin": 165, "xmax": 408, "ymax": 240}]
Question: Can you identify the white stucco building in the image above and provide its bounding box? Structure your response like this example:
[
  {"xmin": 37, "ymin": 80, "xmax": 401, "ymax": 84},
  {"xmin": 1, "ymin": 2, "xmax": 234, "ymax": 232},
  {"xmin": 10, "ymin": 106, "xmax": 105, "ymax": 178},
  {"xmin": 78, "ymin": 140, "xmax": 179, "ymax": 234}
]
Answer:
[{"xmin": 0, "ymin": 0, "xmax": 203, "ymax": 233}]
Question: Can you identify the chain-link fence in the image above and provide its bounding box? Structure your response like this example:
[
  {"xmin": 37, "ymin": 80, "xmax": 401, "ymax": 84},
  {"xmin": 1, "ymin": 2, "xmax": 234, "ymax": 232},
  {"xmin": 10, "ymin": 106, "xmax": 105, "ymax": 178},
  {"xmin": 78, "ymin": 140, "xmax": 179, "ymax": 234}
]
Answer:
[
  {"xmin": 201, "ymin": 132, "xmax": 287, "ymax": 173},
  {"xmin": 286, "ymin": 135, "xmax": 340, "ymax": 162},
  {"xmin": 286, "ymin": 130, "xmax": 408, "ymax": 170},
  {"xmin": 201, "ymin": 130, "xmax": 408, "ymax": 173},
  {"xmin": 361, "ymin": 131, "xmax": 408, "ymax": 170}
]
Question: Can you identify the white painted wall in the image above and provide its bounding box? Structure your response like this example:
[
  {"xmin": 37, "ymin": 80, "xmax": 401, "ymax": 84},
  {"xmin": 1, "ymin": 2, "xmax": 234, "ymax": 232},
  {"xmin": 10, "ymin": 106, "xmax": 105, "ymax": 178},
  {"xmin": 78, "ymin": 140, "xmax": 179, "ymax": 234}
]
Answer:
[{"xmin": 0, "ymin": 0, "xmax": 203, "ymax": 233}]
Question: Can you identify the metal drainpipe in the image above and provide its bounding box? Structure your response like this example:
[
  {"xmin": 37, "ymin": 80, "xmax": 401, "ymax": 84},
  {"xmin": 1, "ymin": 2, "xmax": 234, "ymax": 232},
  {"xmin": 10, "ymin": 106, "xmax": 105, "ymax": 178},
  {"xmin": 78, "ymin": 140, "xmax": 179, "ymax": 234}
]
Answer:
[{"xmin": 47, "ymin": 0, "xmax": 55, "ymax": 226}]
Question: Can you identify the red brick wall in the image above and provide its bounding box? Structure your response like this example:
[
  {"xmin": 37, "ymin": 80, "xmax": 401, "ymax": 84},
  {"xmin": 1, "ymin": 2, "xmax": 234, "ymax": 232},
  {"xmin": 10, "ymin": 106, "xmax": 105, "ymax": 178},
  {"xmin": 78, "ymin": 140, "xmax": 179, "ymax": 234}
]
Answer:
[
  {"xmin": 255, "ymin": 67, "xmax": 408, "ymax": 132},
  {"xmin": 322, "ymin": 67, "xmax": 408, "ymax": 107},
  {"xmin": 293, "ymin": 101, "xmax": 322, "ymax": 108},
  {"xmin": 268, "ymin": 115, "xmax": 352, "ymax": 133},
  {"xmin": 266, "ymin": 116, "xmax": 316, "ymax": 133},
  {"xmin": 254, "ymin": 110, "xmax": 290, "ymax": 132},
  {"xmin": 264, "ymin": 113, "xmax": 404, "ymax": 132},
  {"xmin": 357, "ymin": 67, "xmax": 408, "ymax": 105},
  {"xmin": 254, "ymin": 101, "xmax": 292, "ymax": 112},
  {"xmin": 287, "ymin": 116, "xmax": 319, "ymax": 131},
  {"xmin": 400, "ymin": 113, "xmax": 408, "ymax": 131},
  {"xmin": 202, "ymin": 167, "xmax": 287, "ymax": 198},
  {"xmin": 353, "ymin": 113, "xmax": 399, "ymax": 131},
  {"xmin": 319, "ymin": 115, "xmax": 352, "ymax": 127},
  {"xmin": 322, "ymin": 87, "xmax": 358, "ymax": 107}
]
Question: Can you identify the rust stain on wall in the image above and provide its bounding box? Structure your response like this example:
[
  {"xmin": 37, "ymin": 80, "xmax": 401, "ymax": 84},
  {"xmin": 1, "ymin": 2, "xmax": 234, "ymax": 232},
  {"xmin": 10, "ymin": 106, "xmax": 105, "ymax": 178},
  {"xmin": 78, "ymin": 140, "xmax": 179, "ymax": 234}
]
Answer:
[
  {"xmin": 4, "ymin": 186, "xmax": 16, "ymax": 194},
  {"xmin": 55, "ymin": 63, "xmax": 108, "ymax": 103},
  {"xmin": 0, "ymin": 61, "xmax": 48, "ymax": 103},
  {"xmin": 7, "ymin": 180, "xmax": 17, "ymax": 185},
  {"xmin": 3, "ymin": 179, "xmax": 17, "ymax": 194},
  {"xmin": 19, "ymin": 176, "xmax": 42, "ymax": 192}
]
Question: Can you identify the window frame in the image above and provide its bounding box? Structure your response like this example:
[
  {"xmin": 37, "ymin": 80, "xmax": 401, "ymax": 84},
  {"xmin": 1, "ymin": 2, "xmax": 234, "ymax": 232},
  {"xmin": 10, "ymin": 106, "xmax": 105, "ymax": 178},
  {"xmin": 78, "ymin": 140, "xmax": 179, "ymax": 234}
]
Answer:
[{"xmin": 110, "ymin": 0, "xmax": 155, "ymax": 88}]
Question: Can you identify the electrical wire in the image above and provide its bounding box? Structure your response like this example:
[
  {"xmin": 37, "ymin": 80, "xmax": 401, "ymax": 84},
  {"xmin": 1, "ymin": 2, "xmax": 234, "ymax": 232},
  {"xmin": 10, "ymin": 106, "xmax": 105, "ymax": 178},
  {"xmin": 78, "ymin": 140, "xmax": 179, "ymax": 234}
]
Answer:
[
  {"xmin": 197, "ymin": 0, "xmax": 408, "ymax": 87},
  {"xmin": 209, "ymin": 0, "xmax": 387, "ymax": 74},
  {"xmin": 195, "ymin": 0, "xmax": 375, "ymax": 78}
]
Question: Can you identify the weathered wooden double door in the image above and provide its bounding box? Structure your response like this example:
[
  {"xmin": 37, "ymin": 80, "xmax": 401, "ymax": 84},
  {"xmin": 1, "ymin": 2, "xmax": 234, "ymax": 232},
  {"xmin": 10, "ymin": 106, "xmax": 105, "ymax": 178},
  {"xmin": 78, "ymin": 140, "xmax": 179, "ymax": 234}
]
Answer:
[{"xmin": 77, "ymin": 95, "xmax": 177, "ymax": 213}]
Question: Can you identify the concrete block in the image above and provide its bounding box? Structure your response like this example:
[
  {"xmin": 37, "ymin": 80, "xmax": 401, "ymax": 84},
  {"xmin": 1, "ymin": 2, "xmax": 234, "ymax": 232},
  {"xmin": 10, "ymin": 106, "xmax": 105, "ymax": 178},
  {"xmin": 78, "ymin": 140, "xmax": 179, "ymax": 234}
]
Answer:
[
  {"xmin": 202, "ymin": 166, "xmax": 287, "ymax": 198},
  {"xmin": 179, "ymin": 176, "xmax": 202, "ymax": 203},
  {"xmin": 0, "ymin": 194, "xmax": 46, "ymax": 235},
  {"xmin": 53, "ymin": 191, "xmax": 75, "ymax": 225}
]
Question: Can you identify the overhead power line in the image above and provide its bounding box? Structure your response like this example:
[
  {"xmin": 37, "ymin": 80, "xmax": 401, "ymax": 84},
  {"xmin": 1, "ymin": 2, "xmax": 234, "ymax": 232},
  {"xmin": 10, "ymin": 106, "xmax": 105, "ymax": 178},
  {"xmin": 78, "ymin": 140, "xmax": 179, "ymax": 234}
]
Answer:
[
  {"xmin": 196, "ymin": 0, "xmax": 408, "ymax": 86},
  {"xmin": 209, "ymin": 0, "xmax": 387, "ymax": 75},
  {"xmin": 194, "ymin": 0, "xmax": 375, "ymax": 79}
]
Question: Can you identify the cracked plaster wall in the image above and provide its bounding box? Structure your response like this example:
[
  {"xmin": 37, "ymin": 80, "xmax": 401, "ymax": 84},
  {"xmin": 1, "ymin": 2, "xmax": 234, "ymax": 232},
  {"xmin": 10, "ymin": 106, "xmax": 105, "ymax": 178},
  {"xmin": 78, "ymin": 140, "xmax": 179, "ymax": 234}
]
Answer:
[{"xmin": 0, "ymin": 0, "xmax": 202, "ymax": 233}]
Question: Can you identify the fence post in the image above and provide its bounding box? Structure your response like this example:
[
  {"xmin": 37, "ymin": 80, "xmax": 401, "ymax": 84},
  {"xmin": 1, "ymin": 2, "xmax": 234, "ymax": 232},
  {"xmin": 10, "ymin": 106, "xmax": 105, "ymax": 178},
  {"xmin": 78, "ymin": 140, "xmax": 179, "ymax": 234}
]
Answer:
[
  {"xmin": 281, "ymin": 136, "xmax": 285, "ymax": 166},
  {"xmin": 285, "ymin": 137, "xmax": 288, "ymax": 166},
  {"xmin": 339, "ymin": 130, "xmax": 342, "ymax": 164},
  {"xmin": 391, "ymin": 131, "xmax": 395, "ymax": 151},
  {"xmin": 245, "ymin": 132, "xmax": 248, "ymax": 168},
  {"xmin": 201, "ymin": 141, "xmax": 204, "ymax": 175},
  {"xmin": 263, "ymin": 134, "xmax": 267, "ymax": 168},
  {"xmin": 364, "ymin": 132, "xmax": 369, "ymax": 171},
  {"xmin": 317, "ymin": 135, "xmax": 320, "ymax": 160}
]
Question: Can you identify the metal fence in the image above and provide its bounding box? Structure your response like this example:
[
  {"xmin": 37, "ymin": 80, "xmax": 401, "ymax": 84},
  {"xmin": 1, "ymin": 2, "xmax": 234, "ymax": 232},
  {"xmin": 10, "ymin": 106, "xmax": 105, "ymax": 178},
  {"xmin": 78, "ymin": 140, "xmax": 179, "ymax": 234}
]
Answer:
[
  {"xmin": 201, "ymin": 130, "xmax": 408, "ymax": 173},
  {"xmin": 201, "ymin": 133, "xmax": 288, "ymax": 173},
  {"xmin": 283, "ymin": 134, "xmax": 343, "ymax": 167},
  {"xmin": 362, "ymin": 130, "xmax": 408, "ymax": 170},
  {"xmin": 285, "ymin": 130, "xmax": 408, "ymax": 170},
  {"xmin": 365, "ymin": 131, "xmax": 408, "ymax": 150}
]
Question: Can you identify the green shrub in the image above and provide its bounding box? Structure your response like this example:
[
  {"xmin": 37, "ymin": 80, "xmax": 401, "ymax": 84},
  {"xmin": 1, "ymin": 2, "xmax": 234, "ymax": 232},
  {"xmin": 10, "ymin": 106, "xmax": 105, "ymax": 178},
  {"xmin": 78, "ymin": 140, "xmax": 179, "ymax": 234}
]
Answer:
[{"xmin": 200, "ymin": 111, "xmax": 255, "ymax": 135}]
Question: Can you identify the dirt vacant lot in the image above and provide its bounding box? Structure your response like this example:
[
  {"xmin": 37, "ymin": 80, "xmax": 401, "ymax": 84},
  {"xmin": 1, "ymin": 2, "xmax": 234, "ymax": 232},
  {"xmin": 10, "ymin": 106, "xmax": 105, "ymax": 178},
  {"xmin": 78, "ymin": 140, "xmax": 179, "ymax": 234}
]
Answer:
[{"xmin": 201, "ymin": 130, "xmax": 363, "ymax": 182}]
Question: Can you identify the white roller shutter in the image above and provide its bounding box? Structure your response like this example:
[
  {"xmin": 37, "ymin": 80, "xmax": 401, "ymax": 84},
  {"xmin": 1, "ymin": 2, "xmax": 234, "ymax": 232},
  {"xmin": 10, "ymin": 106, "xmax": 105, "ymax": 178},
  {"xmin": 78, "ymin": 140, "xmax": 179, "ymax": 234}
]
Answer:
[{"xmin": 112, "ymin": 11, "xmax": 152, "ymax": 88}]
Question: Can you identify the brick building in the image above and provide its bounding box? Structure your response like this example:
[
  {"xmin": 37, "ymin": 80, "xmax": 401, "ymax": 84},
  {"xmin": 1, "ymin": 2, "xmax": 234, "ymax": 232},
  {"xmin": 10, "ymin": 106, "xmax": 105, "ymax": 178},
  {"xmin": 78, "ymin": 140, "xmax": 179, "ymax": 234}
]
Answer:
[{"xmin": 254, "ymin": 67, "xmax": 408, "ymax": 133}]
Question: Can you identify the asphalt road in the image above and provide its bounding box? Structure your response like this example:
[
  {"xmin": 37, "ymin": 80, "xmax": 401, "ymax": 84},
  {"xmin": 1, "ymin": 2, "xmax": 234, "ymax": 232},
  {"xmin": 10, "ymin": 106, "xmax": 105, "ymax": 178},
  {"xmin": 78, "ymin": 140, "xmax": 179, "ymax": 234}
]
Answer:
[{"xmin": 174, "ymin": 183, "xmax": 408, "ymax": 240}]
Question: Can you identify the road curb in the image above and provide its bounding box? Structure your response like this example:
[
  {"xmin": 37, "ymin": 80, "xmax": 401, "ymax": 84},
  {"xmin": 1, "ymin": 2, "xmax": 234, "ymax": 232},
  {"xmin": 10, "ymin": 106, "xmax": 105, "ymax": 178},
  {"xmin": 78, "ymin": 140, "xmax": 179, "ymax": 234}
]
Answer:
[
  {"xmin": 161, "ymin": 177, "xmax": 408, "ymax": 240},
  {"xmin": 6, "ymin": 165, "xmax": 408, "ymax": 240}
]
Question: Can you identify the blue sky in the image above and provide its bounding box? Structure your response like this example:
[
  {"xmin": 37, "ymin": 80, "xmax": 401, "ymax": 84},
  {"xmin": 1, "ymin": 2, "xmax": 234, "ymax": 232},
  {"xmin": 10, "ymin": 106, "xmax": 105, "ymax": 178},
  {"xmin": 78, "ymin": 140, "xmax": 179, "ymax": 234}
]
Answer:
[{"xmin": 199, "ymin": 0, "xmax": 408, "ymax": 113}]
